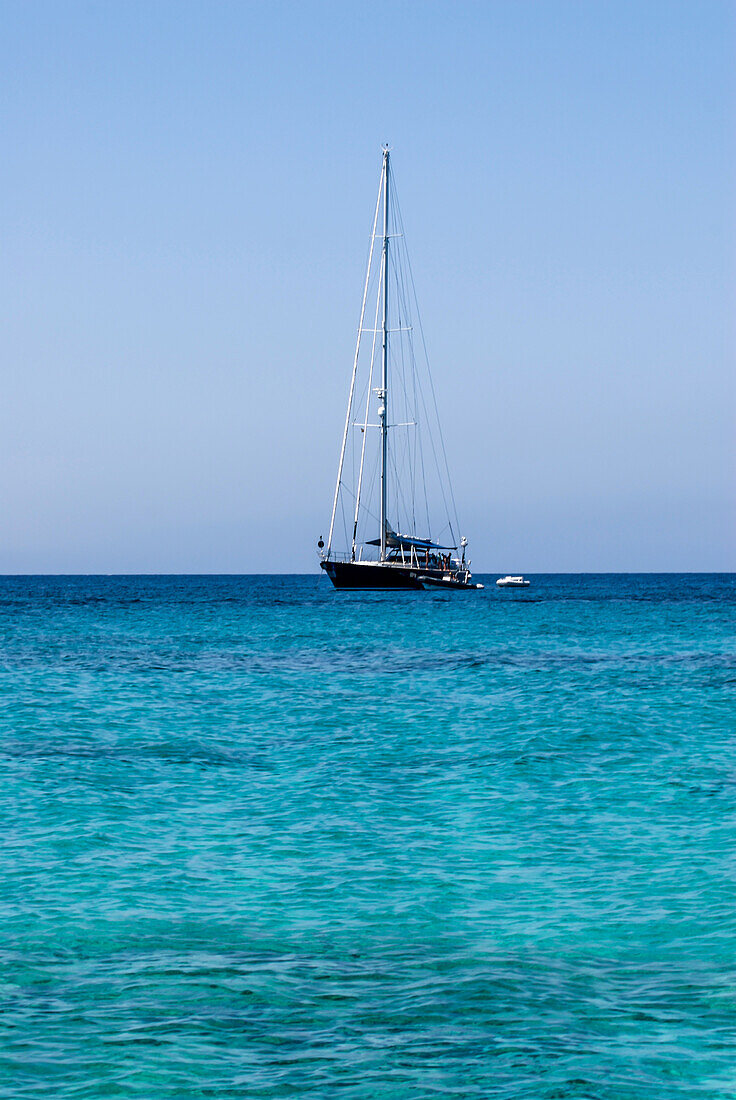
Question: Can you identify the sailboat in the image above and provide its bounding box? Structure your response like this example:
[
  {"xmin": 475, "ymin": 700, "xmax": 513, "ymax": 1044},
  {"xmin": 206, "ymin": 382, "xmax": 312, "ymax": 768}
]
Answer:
[{"xmin": 319, "ymin": 147, "xmax": 482, "ymax": 591}]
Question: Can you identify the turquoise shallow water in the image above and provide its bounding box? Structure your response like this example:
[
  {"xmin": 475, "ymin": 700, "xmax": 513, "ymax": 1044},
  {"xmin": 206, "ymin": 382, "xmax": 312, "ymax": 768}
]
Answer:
[{"xmin": 1, "ymin": 573, "xmax": 735, "ymax": 1098}]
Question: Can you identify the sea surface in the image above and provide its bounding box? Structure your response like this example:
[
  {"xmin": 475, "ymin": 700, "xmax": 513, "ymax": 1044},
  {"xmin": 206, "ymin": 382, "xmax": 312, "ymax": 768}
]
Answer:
[{"xmin": 1, "ymin": 573, "xmax": 734, "ymax": 1099}]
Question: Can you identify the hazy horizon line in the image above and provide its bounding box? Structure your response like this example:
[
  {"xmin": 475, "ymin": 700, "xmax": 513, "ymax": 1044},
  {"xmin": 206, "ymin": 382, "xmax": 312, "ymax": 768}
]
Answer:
[{"xmin": 0, "ymin": 571, "xmax": 733, "ymax": 579}]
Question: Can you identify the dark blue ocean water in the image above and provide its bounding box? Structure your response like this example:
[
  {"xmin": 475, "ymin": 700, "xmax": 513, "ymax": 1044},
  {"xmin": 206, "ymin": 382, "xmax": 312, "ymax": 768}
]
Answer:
[{"xmin": 1, "ymin": 573, "xmax": 734, "ymax": 1098}]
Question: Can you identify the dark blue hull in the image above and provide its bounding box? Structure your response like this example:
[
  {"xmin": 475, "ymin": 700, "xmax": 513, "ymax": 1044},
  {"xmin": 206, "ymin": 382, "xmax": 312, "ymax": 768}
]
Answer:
[
  {"xmin": 321, "ymin": 560, "xmax": 425, "ymax": 589},
  {"xmin": 320, "ymin": 560, "xmax": 480, "ymax": 590}
]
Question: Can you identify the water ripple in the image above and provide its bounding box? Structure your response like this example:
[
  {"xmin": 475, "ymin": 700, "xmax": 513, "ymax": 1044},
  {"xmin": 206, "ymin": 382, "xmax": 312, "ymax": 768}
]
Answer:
[{"xmin": 0, "ymin": 574, "xmax": 734, "ymax": 1097}]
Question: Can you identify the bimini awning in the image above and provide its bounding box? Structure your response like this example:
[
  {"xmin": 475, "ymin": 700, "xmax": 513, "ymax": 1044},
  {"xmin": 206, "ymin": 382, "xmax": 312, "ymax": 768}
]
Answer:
[{"xmin": 367, "ymin": 527, "xmax": 456, "ymax": 551}]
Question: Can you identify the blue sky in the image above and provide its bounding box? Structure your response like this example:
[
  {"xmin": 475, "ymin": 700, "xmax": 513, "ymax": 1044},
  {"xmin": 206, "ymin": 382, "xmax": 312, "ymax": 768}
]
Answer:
[{"xmin": 1, "ymin": 0, "xmax": 733, "ymax": 572}]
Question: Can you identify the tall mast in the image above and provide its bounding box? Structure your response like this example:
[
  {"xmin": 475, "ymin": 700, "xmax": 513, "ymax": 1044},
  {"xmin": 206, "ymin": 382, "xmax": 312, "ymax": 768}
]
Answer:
[
  {"xmin": 325, "ymin": 155, "xmax": 383, "ymax": 559},
  {"xmin": 379, "ymin": 145, "xmax": 390, "ymax": 562}
]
